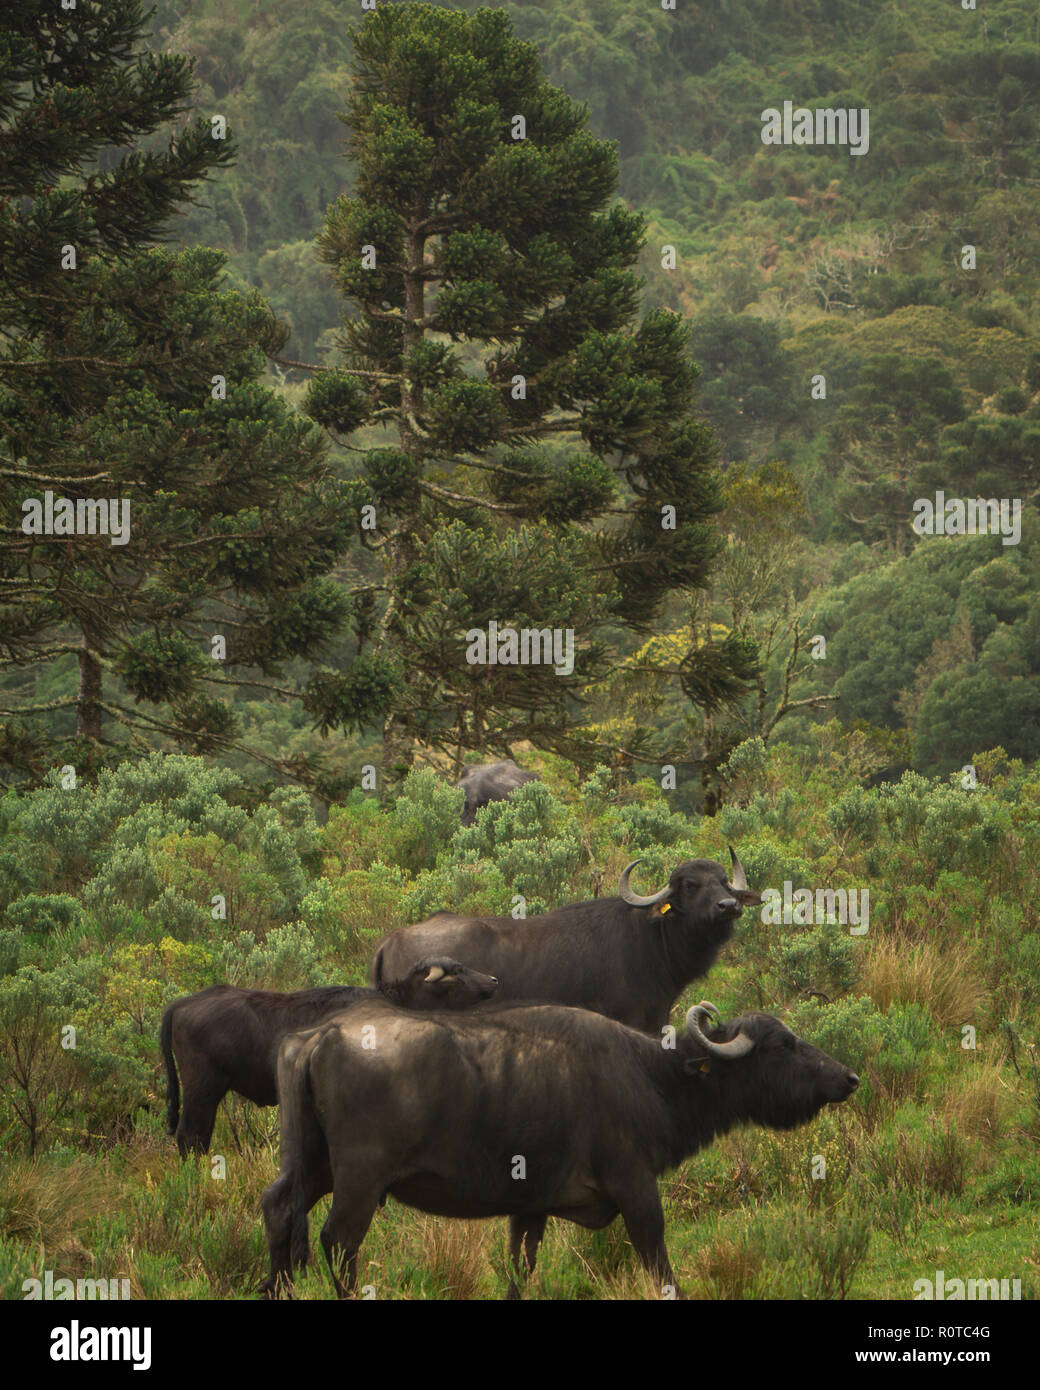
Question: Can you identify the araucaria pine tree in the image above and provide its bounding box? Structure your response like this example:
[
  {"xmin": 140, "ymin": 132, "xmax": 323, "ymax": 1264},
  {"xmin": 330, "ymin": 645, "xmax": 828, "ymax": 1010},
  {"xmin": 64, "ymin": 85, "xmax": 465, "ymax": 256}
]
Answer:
[
  {"xmin": 0, "ymin": 0, "xmax": 384, "ymax": 784},
  {"xmin": 305, "ymin": 3, "xmax": 754, "ymax": 776}
]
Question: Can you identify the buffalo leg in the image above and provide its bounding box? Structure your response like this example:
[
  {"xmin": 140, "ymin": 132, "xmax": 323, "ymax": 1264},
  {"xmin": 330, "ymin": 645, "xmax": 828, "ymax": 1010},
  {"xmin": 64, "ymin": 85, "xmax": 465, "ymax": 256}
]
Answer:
[
  {"xmin": 615, "ymin": 1185, "xmax": 679, "ymax": 1297},
  {"xmin": 506, "ymin": 1214, "xmax": 547, "ymax": 1300},
  {"xmin": 261, "ymin": 1158, "xmax": 332, "ymax": 1297},
  {"xmin": 175, "ymin": 1087, "xmax": 225, "ymax": 1157},
  {"xmin": 261, "ymin": 1175, "xmax": 295, "ymax": 1297},
  {"xmin": 319, "ymin": 1177, "xmax": 382, "ymax": 1299}
]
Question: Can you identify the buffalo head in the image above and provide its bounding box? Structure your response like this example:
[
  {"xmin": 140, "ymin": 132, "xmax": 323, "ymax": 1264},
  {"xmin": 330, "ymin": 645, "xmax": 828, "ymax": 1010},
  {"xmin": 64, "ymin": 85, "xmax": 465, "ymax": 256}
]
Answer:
[
  {"xmin": 405, "ymin": 956, "xmax": 500, "ymax": 1009},
  {"xmin": 683, "ymin": 1001, "xmax": 859, "ymax": 1128},
  {"xmin": 618, "ymin": 848, "xmax": 763, "ymax": 927}
]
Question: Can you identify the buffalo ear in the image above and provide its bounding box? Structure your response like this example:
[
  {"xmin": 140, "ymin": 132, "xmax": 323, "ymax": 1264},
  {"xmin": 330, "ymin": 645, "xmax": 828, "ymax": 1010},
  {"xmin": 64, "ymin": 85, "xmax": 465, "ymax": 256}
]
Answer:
[
  {"xmin": 647, "ymin": 899, "xmax": 675, "ymax": 920},
  {"xmin": 733, "ymin": 889, "xmax": 763, "ymax": 907}
]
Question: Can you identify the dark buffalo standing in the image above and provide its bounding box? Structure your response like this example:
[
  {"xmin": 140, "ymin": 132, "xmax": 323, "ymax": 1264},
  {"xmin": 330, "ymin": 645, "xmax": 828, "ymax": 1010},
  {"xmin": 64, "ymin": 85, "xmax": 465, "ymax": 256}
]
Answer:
[
  {"xmin": 160, "ymin": 958, "xmax": 498, "ymax": 1156},
  {"xmin": 373, "ymin": 851, "xmax": 762, "ymax": 1034},
  {"xmin": 456, "ymin": 760, "xmax": 539, "ymax": 826},
  {"xmin": 261, "ymin": 999, "xmax": 858, "ymax": 1298}
]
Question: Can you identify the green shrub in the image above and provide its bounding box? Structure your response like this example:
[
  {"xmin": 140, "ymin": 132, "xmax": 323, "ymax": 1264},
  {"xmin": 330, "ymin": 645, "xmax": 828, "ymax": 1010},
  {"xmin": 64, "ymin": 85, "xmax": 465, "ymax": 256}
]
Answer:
[
  {"xmin": 578, "ymin": 763, "xmax": 619, "ymax": 812},
  {"xmin": 319, "ymin": 792, "xmax": 393, "ymax": 875},
  {"xmin": 759, "ymin": 1205, "xmax": 872, "ymax": 1299},
  {"xmin": 718, "ymin": 736, "xmax": 769, "ymax": 805},
  {"xmin": 390, "ymin": 768, "xmax": 465, "ymax": 874},
  {"xmin": 300, "ymin": 865, "xmax": 409, "ymax": 969},
  {"xmin": 4, "ymin": 893, "xmax": 82, "ymax": 935},
  {"xmin": 864, "ymin": 1110, "xmax": 969, "ymax": 1198},
  {"xmin": 0, "ymin": 930, "xmax": 22, "ymax": 976},
  {"xmin": 786, "ymin": 995, "xmax": 886, "ymax": 1110},
  {"xmin": 8, "ymin": 755, "xmax": 312, "ymax": 942},
  {"xmin": 873, "ymin": 1002, "xmax": 935, "ymax": 1093},
  {"xmin": 215, "ymin": 921, "xmax": 324, "ymax": 991},
  {"xmin": 824, "ymin": 784, "xmax": 882, "ymax": 843},
  {"xmin": 413, "ymin": 781, "xmax": 582, "ymax": 915},
  {"xmin": 770, "ymin": 918, "xmax": 860, "ymax": 999},
  {"xmin": 0, "ymin": 966, "xmax": 88, "ymax": 1154},
  {"xmin": 787, "ymin": 995, "xmax": 883, "ymax": 1068},
  {"xmin": 723, "ymin": 837, "xmax": 812, "ymax": 896},
  {"xmin": 400, "ymin": 855, "xmax": 513, "ymax": 920},
  {"xmin": 877, "ymin": 772, "xmax": 1007, "ymax": 882}
]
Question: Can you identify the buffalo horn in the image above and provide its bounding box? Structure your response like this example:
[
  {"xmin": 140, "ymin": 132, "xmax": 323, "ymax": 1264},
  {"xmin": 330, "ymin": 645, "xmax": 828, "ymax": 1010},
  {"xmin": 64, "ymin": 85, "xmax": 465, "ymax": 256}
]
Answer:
[
  {"xmin": 618, "ymin": 859, "xmax": 671, "ymax": 908},
  {"xmin": 728, "ymin": 845, "xmax": 749, "ymax": 892},
  {"xmin": 685, "ymin": 1001, "xmax": 755, "ymax": 1059},
  {"xmin": 424, "ymin": 965, "xmax": 446, "ymax": 983}
]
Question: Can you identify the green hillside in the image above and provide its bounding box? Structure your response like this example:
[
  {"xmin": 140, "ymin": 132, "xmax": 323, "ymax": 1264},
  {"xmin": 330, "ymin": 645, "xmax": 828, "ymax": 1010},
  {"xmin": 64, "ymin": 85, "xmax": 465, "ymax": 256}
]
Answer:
[{"xmin": 14, "ymin": 0, "xmax": 1030, "ymax": 786}]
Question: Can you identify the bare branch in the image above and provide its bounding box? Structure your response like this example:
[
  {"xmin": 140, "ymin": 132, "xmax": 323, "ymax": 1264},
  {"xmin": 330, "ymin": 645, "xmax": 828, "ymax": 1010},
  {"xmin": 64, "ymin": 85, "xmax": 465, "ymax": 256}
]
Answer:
[
  {"xmin": 418, "ymin": 480, "xmax": 522, "ymax": 513},
  {"xmin": 0, "ymin": 356, "xmax": 134, "ymax": 372},
  {"xmin": 272, "ymin": 356, "xmax": 399, "ymax": 380}
]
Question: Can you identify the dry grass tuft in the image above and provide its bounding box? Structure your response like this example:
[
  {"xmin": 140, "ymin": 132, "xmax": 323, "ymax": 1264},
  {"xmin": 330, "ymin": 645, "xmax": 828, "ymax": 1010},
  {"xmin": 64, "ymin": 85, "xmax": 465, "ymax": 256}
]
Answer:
[
  {"xmin": 0, "ymin": 1158, "xmax": 117, "ymax": 1250},
  {"xmin": 861, "ymin": 933, "xmax": 985, "ymax": 1027},
  {"xmin": 594, "ymin": 1261, "xmax": 671, "ymax": 1301},
  {"xmin": 397, "ymin": 1213, "xmax": 491, "ymax": 1299},
  {"xmin": 698, "ymin": 1228, "xmax": 765, "ymax": 1300},
  {"xmin": 941, "ymin": 1061, "xmax": 1010, "ymax": 1140}
]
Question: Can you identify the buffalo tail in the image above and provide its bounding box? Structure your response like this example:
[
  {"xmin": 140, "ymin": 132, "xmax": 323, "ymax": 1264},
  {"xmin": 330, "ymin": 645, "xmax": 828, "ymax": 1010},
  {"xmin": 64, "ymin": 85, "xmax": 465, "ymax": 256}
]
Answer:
[
  {"xmin": 288, "ymin": 1060, "xmax": 316, "ymax": 1271},
  {"xmin": 160, "ymin": 1007, "xmax": 179, "ymax": 1135}
]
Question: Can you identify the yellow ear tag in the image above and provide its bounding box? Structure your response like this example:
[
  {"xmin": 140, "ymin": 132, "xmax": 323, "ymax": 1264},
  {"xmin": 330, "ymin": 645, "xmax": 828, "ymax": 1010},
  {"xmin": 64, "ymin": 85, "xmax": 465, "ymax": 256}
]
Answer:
[
  {"xmin": 659, "ymin": 902, "xmax": 672, "ymax": 914},
  {"xmin": 699, "ymin": 1060, "xmax": 712, "ymax": 1074}
]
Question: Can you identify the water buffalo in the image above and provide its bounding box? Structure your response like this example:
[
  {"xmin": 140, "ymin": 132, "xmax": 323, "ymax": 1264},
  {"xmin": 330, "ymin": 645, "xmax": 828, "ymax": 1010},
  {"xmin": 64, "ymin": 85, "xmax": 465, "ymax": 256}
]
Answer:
[
  {"xmin": 372, "ymin": 850, "xmax": 762, "ymax": 1034},
  {"xmin": 456, "ymin": 760, "xmax": 539, "ymax": 826},
  {"xmin": 160, "ymin": 958, "xmax": 498, "ymax": 1156},
  {"xmin": 261, "ymin": 999, "xmax": 858, "ymax": 1298}
]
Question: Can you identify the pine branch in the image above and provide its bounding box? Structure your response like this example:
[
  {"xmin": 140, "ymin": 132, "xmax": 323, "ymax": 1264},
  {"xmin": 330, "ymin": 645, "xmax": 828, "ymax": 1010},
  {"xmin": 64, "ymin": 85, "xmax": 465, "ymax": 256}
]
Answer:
[
  {"xmin": 0, "ymin": 645, "xmax": 84, "ymax": 668},
  {"xmin": 167, "ymin": 530, "xmax": 278, "ymax": 551},
  {"xmin": 504, "ymin": 418, "xmax": 582, "ymax": 436},
  {"xmin": 419, "ymin": 480, "xmax": 522, "ymax": 513},
  {"xmin": 272, "ymin": 356, "xmax": 398, "ymax": 379},
  {"xmin": 455, "ymin": 457, "xmax": 551, "ymax": 480},
  {"xmin": 0, "ymin": 469, "xmax": 115, "ymax": 483},
  {"xmin": 363, "ymin": 305, "xmax": 436, "ymax": 327},
  {"xmin": 0, "ymin": 356, "xmax": 135, "ymax": 371},
  {"xmin": 0, "ymin": 697, "xmax": 80, "ymax": 715}
]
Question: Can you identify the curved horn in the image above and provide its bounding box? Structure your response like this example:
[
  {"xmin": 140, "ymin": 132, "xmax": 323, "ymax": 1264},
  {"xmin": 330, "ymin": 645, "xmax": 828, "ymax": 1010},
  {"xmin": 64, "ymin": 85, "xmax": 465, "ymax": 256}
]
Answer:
[
  {"xmin": 618, "ymin": 859, "xmax": 671, "ymax": 908},
  {"xmin": 684, "ymin": 1002, "xmax": 755, "ymax": 1059},
  {"xmin": 728, "ymin": 845, "xmax": 749, "ymax": 893},
  {"xmin": 423, "ymin": 965, "xmax": 446, "ymax": 983}
]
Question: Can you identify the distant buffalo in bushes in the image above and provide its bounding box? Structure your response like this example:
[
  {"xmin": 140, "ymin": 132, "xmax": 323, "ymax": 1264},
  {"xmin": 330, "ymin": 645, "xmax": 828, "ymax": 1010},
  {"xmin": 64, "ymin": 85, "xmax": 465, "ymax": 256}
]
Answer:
[
  {"xmin": 160, "ymin": 959, "xmax": 498, "ymax": 1155},
  {"xmin": 456, "ymin": 760, "xmax": 540, "ymax": 826}
]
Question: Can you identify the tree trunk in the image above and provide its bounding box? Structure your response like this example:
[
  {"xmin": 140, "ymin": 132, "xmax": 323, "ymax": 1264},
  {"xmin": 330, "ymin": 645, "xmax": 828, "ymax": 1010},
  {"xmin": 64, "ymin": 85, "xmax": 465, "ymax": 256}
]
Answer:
[
  {"xmin": 380, "ymin": 199, "xmax": 429, "ymax": 781},
  {"xmin": 381, "ymin": 710, "xmax": 415, "ymax": 789},
  {"xmin": 77, "ymin": 624, "xmax": 103, "ymax": 743}
]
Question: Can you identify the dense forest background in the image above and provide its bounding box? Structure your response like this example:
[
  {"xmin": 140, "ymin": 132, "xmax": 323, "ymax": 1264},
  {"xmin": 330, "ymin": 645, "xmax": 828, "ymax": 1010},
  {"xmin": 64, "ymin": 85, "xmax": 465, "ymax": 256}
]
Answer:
[
  {"xmin": 1, "ymin": 0, "xmax": 1038, "ymax": 1303},
  {"xmin": 161, "ymin": 0, "xmax": 1040, "ymax": 788},
  {"xmin": 4, "ymin": 0, "xmax": 1038, "ymax": 800}
]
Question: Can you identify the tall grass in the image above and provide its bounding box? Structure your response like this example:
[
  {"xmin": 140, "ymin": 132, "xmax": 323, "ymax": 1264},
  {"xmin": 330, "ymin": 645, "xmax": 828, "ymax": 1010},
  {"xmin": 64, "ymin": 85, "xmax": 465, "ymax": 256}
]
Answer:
[{"xmin": 861, "ymin": 934, "xmax": 986, "ymax": 1027}]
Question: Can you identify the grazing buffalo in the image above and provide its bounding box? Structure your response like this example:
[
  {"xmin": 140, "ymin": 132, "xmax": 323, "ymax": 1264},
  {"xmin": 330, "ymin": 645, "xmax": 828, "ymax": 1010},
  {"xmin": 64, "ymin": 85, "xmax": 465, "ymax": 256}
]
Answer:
[
  {"xmin": 261, "ymin": 1000, "xmax": 858, "ymax": 1298},
  {"xmin": 456, "ymin": 760, "xmax": 539, "ymax": 826},
  {"xmin": 373, "ymin": 850, "xmax": 762, "ymax": 1033},
  {"xmin": 160, "ymin": 958, "xmax": 498, "ymax": 1156}
]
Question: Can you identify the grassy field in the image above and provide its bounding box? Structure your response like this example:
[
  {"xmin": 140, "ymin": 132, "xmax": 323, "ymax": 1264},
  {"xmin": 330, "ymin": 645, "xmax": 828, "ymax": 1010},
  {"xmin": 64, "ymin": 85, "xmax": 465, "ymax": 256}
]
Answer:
[
  {"xmin": 1, "ymin": 745, "xmax": 1038, "ymax": 1300},
  {"xmin": 2, "ymin": 1082, "xmax": 1036, "ymax": 1300}
]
